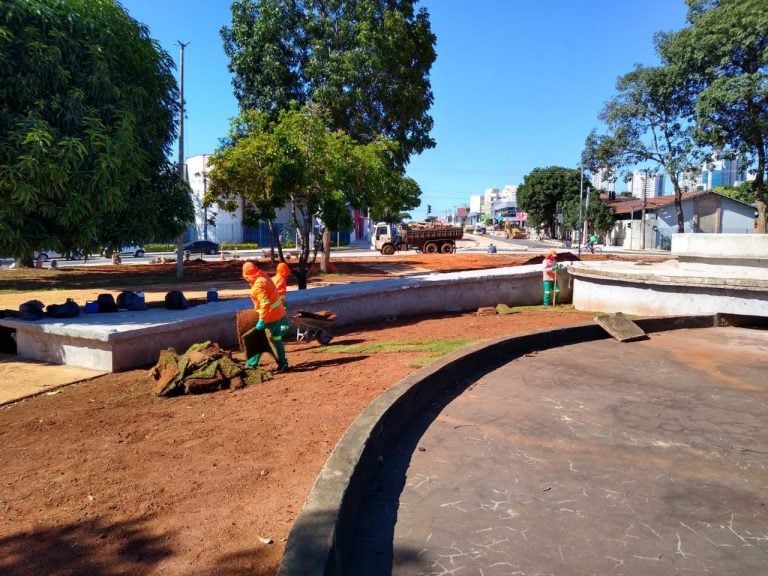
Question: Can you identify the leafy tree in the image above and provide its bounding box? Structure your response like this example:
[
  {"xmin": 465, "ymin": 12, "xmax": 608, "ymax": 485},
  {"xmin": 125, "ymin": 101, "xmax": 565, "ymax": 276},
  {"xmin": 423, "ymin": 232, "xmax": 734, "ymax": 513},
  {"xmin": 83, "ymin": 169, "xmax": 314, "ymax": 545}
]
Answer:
[
  {"xmin": 715, "ymin": 181, "xmax": 755, "ymax": 205},
  {"xmin": 517, "ymin": 167, "xmax": 588, "ymax": 239},
  {"xmin": 560, "ymin": 188, "xmax": 615, "ymax": 237},
  {"xmin": 208, "ymin": 105, "xmax": 411, "ymax": 288},
  {"xmin": 590, "ymin": 63, "xmax": 702, "ymax": 233},
  {"xmin": 0, "ymin": 0, "xmax": 192, "ymax": 263},
  {"xmin": 221, "ymin": 0, "xmax": 436, "ymax": 170},
  {"xmin": 659, "ymin": 0, "xmax": 768, "ymax": 232}
]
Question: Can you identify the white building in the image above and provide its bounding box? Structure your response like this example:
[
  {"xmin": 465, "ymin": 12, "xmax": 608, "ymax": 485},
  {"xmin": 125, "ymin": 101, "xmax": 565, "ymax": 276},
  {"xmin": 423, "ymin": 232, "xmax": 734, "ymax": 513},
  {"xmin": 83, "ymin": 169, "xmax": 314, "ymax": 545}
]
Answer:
[
  {"xmin": 627, "ymin": 170, "xmax": 665, "ymax": 199},
  {"xmin": 591, "ymin": 168, "xmax": 616, "ymax": 193},
  {"xmin": 186, "ymin": 154, "xmax": 245, "ymax": 243},
  {"xmin": 469, "ymin": 185, "xmax": 519, "ymax": 223}
]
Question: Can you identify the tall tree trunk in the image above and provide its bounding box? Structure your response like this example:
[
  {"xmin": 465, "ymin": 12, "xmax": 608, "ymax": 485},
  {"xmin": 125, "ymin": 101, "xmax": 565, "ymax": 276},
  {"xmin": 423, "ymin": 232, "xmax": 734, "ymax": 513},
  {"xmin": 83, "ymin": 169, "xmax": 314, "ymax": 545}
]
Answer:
[
  {"xmin": 754, "ymin": 142, "xmax": 767, "ymax": 233},
  {"xmin": 756, "ymin": 199, "xmax": 767, "ymax": 233},
  {"xmin": 671, "ymin": 176, "xmax": 685, "ymax": 233},
  {"xmin": 319, "ymin": 227, "xmax": 331, "ymax": 273}
]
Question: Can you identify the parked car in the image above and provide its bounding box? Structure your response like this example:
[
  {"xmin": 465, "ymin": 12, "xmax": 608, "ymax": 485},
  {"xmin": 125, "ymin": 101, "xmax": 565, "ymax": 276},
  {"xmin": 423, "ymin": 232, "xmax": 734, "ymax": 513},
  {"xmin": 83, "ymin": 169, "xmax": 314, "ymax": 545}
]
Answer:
[
  {"xmin": 34, "ymin": 250, "xmax": 62, "ymax": 262},
  {"xmin": 34, "ymin": 249, "xmax": 86, "ymax": 261},
  {"xmin": 184, "ymin": 240, "xmax": 220, "ymax": 256},
  {"xmin": 102, "ymin": 245, "xmax": 145, "ymax": 258},
  {"xmin": 473, "ymin": 223, "xmax": 487, "ymax": 234}
]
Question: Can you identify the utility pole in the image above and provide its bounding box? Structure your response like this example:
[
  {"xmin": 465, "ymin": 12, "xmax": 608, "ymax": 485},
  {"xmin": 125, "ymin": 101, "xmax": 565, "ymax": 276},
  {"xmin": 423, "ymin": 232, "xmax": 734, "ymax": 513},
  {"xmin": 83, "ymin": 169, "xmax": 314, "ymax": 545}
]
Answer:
[
  {"xmin": 201, "ymin": 155, "xmax": 208, "ymax": 240},
  {"xmin": 176, "ymin": 41, "xmax": 190, "ymax": 279},
  {"xmin": 577, "ymin": 164, "xmax": 583, "ymax": 258},
  {"xmin": 641, "ymin": 169, "xmax": 648, "ymax": 251}
]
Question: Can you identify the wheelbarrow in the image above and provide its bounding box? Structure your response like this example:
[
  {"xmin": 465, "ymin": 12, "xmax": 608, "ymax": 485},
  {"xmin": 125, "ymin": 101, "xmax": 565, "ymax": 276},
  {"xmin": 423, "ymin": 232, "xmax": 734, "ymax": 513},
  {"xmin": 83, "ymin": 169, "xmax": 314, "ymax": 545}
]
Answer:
[{"xmin": 292, "ymin": 310, "xmax": 336, "ymax": 345}]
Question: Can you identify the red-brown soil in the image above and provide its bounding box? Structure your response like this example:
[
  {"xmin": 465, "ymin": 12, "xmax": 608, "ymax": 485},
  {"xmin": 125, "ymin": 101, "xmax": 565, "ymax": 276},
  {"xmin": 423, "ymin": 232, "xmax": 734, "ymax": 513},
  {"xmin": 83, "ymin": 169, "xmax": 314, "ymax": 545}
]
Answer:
[{"xmin": 0, "ymin": 252, "xmax": 638, "ymax": 575}]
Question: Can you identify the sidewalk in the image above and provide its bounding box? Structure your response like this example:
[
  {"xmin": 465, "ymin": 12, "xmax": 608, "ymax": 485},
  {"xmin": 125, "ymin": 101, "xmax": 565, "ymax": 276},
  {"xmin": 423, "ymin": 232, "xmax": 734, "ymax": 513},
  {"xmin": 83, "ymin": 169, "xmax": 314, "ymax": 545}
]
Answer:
[{"xmin": 0, "ymin": 353, "xmax": 104, "ymax": 406}]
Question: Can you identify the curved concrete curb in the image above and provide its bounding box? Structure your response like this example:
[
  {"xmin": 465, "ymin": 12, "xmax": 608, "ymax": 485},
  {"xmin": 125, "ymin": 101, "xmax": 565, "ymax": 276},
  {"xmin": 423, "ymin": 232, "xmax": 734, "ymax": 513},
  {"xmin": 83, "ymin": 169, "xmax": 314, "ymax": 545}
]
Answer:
[{"xmin": 278, "ymin": 314, "xmax": 719, "ymax": 575}]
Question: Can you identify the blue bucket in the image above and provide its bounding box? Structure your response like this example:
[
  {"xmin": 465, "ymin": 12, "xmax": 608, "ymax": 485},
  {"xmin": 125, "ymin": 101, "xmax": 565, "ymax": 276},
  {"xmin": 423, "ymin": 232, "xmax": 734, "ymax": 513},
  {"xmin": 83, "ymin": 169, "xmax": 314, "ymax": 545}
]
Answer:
[{"xmin": 206, "ymin": 289, "xmax": 219, "ymax": 303}]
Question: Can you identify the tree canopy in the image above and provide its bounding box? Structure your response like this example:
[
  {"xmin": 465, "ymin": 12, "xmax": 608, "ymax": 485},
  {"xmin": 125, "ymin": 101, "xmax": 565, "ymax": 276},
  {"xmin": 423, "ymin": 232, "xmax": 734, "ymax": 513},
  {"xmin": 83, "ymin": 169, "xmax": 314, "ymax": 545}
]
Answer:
[
  {"xmin": 517, "ymin": 166, "xmax": 587, "ymax": 236},
  {"xmin": 0, "ymin": 0, "xmax": 192, "ymax": 262},
  {"xmin": 207, "ymin": 104, "xmax": 414, "ymax": 288},
  {"xmin": 658, "ymin": 0, "xmax": 768, "ymax": 232},
  {"xmin": 221, "ymin": 0, "xmax": 436, "ymax": 169},
  {"xmin": 589, "ymin": 62, "xmax": 701, "ymax": 232}
]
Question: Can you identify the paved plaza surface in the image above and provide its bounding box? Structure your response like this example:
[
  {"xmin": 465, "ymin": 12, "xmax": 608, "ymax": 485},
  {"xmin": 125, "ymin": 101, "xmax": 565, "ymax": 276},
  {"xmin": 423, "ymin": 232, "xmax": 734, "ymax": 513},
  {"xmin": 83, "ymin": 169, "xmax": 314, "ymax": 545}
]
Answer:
[{"xmin": 349, "ymin": 326, "xmax": 768, "ymax": 575}]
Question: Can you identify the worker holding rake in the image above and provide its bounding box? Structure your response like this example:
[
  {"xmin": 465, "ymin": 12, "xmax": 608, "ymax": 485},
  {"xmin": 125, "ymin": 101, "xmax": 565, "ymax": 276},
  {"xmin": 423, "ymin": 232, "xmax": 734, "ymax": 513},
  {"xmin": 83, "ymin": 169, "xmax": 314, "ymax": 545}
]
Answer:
[
  {"xmin": 242, "ymin": 261, "xmax": 290, "ymax": 371},
  {"xmin": 542, "ymin": 250, "xmax": 562, "ymax": 307}
]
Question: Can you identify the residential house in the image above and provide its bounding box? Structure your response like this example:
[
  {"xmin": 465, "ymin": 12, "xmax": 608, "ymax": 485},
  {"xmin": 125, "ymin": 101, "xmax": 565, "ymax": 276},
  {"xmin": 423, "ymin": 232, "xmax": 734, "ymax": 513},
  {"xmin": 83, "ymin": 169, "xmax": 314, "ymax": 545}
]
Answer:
[{"xmin": 605, "ymin": 190, "xmax": 755, "ymax": 250}]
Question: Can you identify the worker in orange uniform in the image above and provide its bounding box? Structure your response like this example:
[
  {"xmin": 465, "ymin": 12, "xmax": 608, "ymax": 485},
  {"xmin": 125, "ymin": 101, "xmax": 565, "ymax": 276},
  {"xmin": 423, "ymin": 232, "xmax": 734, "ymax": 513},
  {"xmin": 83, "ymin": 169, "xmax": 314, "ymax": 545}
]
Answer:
[
  {"xmin": 272, "ymin": 262, "xmax": 291, "ymax": 309},
  {"xmin": 242, "ymin": 261, "xmax": 289, "ymax": 370}
]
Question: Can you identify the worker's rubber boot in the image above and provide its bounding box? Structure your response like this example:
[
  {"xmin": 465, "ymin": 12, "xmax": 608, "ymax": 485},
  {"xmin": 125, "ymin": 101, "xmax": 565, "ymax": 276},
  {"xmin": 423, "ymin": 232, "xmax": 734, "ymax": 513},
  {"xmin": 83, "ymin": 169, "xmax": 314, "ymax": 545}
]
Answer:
[
  {"xmin": 273, "ymin": 337, "xmax": 289, "ymax": 371},
  {"xmin": 246, "ymin": 354, "xmax": 261, "ymax": 368}
]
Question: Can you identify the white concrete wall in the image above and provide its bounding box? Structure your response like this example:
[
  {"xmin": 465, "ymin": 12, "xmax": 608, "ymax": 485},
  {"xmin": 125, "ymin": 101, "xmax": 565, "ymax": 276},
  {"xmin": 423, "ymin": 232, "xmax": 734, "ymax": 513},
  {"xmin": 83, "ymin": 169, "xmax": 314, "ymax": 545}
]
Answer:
[
  {"xmin": 1, "ymin": 264, "xmax": 572, "ymax": 372},
  {"xmin": 671, "ymin": 233, "xmax": 767, "ymax": 258},
  {"xmin": 569, "ymin": 259, "xmax": 768, "ymax": 318}
]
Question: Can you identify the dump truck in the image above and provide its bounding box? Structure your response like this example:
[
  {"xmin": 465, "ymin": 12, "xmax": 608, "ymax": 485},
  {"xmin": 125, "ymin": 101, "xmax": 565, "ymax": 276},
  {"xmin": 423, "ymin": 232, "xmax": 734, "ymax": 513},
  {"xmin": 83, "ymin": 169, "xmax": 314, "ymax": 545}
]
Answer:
[{"xmin": 373, "ymin": 222, "xmax": 464, "ymax": 255}]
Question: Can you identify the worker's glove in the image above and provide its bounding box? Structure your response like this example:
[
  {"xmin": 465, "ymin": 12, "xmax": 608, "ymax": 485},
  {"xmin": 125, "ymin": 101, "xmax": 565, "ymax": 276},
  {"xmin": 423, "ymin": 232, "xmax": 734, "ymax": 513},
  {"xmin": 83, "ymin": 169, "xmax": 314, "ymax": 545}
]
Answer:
[
  {"xmin": 551, "ymin": 263, "xmax": 563, "ymax": 271},
  {"xmin": 255, "ymin": 319, "xmax": 266, "ymax": 331}
]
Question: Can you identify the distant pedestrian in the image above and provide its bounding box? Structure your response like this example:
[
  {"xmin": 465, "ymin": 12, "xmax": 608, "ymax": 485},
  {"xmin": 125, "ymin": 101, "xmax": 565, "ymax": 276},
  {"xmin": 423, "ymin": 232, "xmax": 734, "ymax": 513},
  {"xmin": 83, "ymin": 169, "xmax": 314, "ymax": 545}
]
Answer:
[{"xmin": 487, "ymin": 243, "xmax": 497, "ymax": 254}]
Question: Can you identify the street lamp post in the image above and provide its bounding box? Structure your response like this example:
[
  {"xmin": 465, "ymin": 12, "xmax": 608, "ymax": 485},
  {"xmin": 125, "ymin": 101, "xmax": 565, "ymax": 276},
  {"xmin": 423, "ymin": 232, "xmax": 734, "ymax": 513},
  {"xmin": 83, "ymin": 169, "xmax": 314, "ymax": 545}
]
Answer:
[
  {"xmin": 641, "ymin": 169, "xmax": 648, "ymax": 250},
  {"xmin": 201, "ymin": 155, "xmax": 208, "ymax": 240},
  {"xmin": 577, "ymin": 164, "xmax": 583, "ymax": 258},
  {"xmin": 176, "ymin": 40, "xmax": 189, "ymax": 278}
]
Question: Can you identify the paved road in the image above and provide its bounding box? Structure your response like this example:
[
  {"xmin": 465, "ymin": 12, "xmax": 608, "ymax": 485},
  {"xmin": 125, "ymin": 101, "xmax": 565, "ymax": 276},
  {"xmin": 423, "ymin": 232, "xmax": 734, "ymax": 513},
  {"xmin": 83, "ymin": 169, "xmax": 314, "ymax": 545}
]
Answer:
[
  {"xmin": 0, "ymin": 234, "xmax": 556, "ymax": 269},
  {"xmin": 347, "ymin": 326, "xmax": 768, "ymax": 575}
]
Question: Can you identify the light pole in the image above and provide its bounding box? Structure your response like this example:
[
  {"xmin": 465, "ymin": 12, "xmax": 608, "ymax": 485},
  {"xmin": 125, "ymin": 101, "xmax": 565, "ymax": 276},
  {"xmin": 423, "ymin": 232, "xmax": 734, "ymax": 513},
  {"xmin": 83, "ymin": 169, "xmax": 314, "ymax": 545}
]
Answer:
[
  {"xmin": 199, "ymin": 155, "xmax": 208, "ymax": 240},
  {"xmin": 176, "ymin": 40, "xmax": 189, "ymax": 278}
]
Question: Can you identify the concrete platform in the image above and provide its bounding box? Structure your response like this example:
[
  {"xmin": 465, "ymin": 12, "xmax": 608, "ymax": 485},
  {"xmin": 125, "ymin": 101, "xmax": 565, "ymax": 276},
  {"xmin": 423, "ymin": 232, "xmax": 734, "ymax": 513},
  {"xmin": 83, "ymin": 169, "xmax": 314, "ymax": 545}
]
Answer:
[
  {"xmin": 278, "ymin": 315, "xmax": 768, "ymax": 575},
  {"xmin": 0, "ymin": 353, "xmax": 104, "ymax": 406},
  {"xmin": 0, "ymin": 264, "xmax": 569, "ymax": 372},
  {"xmin": 569, "ymin": 259, "xmax": 768, "ymax": 317},
  {"xmin": 0, "ymin": 299, "xmax": 249, "ymax": 372}
]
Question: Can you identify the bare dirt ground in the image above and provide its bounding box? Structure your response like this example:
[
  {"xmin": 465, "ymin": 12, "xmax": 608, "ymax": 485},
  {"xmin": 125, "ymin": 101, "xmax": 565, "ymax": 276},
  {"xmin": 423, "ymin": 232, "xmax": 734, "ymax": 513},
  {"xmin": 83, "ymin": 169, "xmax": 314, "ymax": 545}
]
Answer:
[{"xmin": 0, "ymin": 251, "xmax": 646, "ymax": 575}]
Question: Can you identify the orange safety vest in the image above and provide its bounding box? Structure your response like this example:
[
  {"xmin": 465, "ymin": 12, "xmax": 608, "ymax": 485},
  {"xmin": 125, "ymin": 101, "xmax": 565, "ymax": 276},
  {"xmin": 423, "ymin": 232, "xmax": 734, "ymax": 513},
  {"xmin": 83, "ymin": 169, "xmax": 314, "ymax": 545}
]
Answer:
[
  {"xmin": 243, "ymin": 265, "xmax": 285, "ymax": 323},
  {"xmin": 272, "ymin": 263, "xmax": 290, "ymax": 305}
]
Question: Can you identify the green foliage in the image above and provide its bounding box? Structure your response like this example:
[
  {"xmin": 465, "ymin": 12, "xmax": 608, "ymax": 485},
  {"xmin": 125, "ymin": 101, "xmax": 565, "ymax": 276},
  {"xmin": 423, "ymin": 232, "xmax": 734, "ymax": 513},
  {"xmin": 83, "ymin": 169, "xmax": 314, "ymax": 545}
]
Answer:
[
  {"xmin": 659, "ymin": 0, "xmax": 768, "ymax": 231},
  {"xmin": 561, "ymin": 189, "xmax": 615, "ymax": 234},
  {"xmin": 221, "ymin": 0, "xmax": 436, "ymax": 168},
  {"xmin": 517, "ymin": 167, "xmax": 584, "ymax": 233},
  {"xmin": 322, "ymin": 337, "xmax": 476, "ymax": 367},
  {"xmin": 208, "ymin": 104, "xmax": 413, "ymax": 288},
  {"xmin": 0, "ymin": 0, "xmax": 191, "ymax": 261},
  {"xmin": 714, "ymin": 182, "xmax": 755, "ymax": 205},
  {"xmin": 590, "ymin": 63, "xmax": 702, "ymax": 232}
]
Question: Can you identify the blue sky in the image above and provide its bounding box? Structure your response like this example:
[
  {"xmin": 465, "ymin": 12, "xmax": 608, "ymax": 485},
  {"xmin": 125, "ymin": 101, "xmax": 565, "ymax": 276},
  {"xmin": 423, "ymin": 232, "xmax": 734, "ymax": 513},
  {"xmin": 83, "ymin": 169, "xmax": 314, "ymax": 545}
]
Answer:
[{"xmin": 121, "ymin": 0, "xmax": 689, "ymax": 220}]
